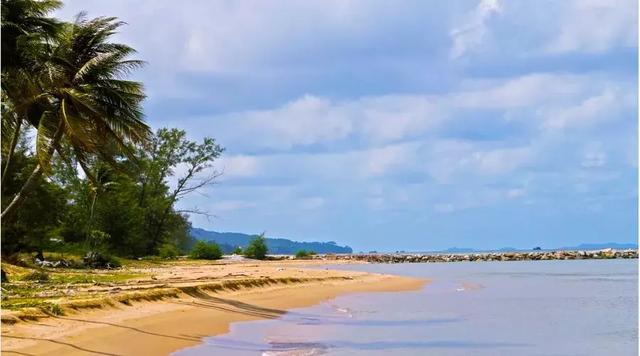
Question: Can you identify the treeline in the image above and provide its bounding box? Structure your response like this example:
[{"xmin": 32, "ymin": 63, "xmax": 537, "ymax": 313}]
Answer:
[{"xmin": 1, "ymin": 0, "xmax": 222, "ymax": 260}]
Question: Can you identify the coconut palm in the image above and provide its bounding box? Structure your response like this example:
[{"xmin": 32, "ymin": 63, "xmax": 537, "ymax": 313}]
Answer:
[
  {"xmin": 1, "ymin": 14, "xmax": 150, "ymax": 219},
  {"xmin": 1, "ymin": 0, "xmax": 62, "ymax": 186},
  {"xmin": 1, "ymin": 0, "xmax": 62, "ymax": 71}
]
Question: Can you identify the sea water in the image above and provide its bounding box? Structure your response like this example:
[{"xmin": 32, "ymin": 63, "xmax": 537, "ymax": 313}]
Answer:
[{"xmin": 175, "ymin": 259, "xmax": 638, "ymax": 355}]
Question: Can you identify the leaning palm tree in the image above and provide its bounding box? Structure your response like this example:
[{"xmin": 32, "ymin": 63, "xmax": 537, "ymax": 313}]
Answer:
[
  {"xmin": 1, "ymin": 15, "xmax": 151, "ymax": 219},
  {"xmin": 1, "ymin": 0, "xmax": 62, "ymax": 186}
]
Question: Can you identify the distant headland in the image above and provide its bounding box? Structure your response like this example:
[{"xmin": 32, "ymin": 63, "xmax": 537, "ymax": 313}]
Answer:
[{"xmin": 190, "ymin": 228, "xmax": 353, "ymax": 254}]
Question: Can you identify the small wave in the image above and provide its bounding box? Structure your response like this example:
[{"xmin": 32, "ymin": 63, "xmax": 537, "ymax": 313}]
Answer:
[
  {"xmin": 262, "ymin": 341, "xmax": 330, "ymax": 356},
  {"xmin": 456, "ymin": 283, "xmax": 485, "ymax": 292},
  {"xmin": 262, "ymin": 348, "xmax": 327, "ymax": 356},
  {"xmin": 330, "ymin": 304, "xmax": 353, "ymax": 318}
]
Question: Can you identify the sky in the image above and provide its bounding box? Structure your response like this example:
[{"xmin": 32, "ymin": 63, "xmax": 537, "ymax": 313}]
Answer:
[{"xmin": 56, "ymin": 0, "xmax": 638, "ymax": 251}]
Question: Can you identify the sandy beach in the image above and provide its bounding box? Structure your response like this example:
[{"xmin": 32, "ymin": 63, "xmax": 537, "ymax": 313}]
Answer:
[{"xmin": 1, "ymin": 259, "xmax": 426, "ymax": 355}]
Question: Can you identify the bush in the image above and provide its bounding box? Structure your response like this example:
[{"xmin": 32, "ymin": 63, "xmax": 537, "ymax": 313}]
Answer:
[
  {"xmin": 244, "ymin": 234, "xmax": 268, "ymax": 260},
  {"xmin": 22, "ymin": 270, "xmax": 50, "ymax": 282},
  {"xmin": 295, "ymin": 250, "xmax": 315, "ymax": 259},
  {"xmin": 189, "ymin": 241, "xmax": 222, "ymax": 260},
  {"xmin": 86, "ymin": 230, "xmax": 110, "ymax": 253},
  {"xmin": 107, "ymin": 255, "xmax": 122, "ymax": 268},
  {"xmin": 83, "ymin": 230, "xmax": 121, "ymax": 269},
  {"xmin": 83, "ymin": 251, "xmax": 121, "ymax": 269},
  {"xmin": 233, "ymin": 246, "xmax": 243, "ymax": 255},
  {"xmin": 159, "ymin": 243, "xmax": 181, "ymax": 259},
  {"xmin": 42, "ymin": 303, "xmax": 64, "ymax": 316}
]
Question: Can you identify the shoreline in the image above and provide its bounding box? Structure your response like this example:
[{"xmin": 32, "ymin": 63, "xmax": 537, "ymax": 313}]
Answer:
[{"xmin": 1, "ymin": 261, "xmax": 426, "ymax": 356}]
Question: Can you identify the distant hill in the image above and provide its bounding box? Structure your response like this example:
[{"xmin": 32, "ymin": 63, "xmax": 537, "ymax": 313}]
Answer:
[{"xmin": 190, "ymin": 228, "xmax": 353, "ymax": 254}]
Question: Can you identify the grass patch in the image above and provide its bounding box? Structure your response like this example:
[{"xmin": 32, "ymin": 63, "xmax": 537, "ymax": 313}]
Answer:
[
  {"xmin": 20, "ymin": 271, "xmax": 50, "ymax": 282},
  {"xmin": 115, "ymin": 289, "xmax": 180, "ymax": 305},
  {"xmin": 49, "ymin": 272, "xmax": 144, "ymax": 284},
  {"xmin": 67, "ymin": 299, "xmax": 113, "ymax": 311},
  {"xmin": 40, "ymin": 303, "xmax": 65, "ymax": 316}
]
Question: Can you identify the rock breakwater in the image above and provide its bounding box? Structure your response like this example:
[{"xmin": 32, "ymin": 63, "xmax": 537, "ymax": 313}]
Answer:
[{"xmin": 311, "ymin": 249, "xmax": 638, "ymax": 263}]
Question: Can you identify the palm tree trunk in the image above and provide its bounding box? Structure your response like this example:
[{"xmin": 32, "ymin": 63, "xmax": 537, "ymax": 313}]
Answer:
[
  {"xmin": 89, "ymin": 191, "xmax": 98, "ymax": 223},
  {"xmin": 1, "ymin": 118, "xmax": 22, "ymax": 189},
  {"xmin": 1, "ymin": 120, "xmax": 64, "ymax": 220}
]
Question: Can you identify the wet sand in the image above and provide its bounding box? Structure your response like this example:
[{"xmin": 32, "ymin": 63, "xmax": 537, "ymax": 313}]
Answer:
[{"xmin": 1, "ymin": 260, "xmax": 426, "ymax": 356}]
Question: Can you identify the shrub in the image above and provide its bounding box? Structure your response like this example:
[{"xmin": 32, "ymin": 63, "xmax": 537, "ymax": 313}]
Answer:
[
  {"xmin": 159, "ymin": 243, "xmax": 181, "ymax": 259},
  {"xmin": 244, "ymin": 234, "xmax": 268, "ymax": 260},
  {"xmin": 83, "ymin": 230, "xmax": 121, "ymax": 269},
  {"xmin": 86, "ymin": 230, "xmax": 110, "ymax": 253},
  {"xmin": 107, "ymin": 255, "xmax": 122, "ymax": 268},
  {"xmin": 295, "ymin": 250, "xmax": 315, "ymax": 259},
  {"xmin": 42, "ymin": 303, "xmax": 64, "ymax": 316},
  {"xmin": 83, "ymin": 251, "xmax": 121, "ymax": 269},
  {"xmin": 189, "ymin": 241, "xmax": 222, "ymax": 260},
  {"xmin": 233, "ymin": 246, "xmax": 243, "ymax": 255},
  {"xmin": 22, "ymin": 270, "xmax": 50, "ymax": 282}
]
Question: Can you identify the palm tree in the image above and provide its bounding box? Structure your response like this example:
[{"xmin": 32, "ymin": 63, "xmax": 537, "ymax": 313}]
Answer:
[
  {"xmin": 1, "ymin": 0, "xmax": 61, "ymax": 70},
  {"xmin": 1, "ymin": 14, "xmax": 151, "ymax": 219},
  {"xmin": 1, "ymin": 0, "xmax": 62, "ymax": 187}
]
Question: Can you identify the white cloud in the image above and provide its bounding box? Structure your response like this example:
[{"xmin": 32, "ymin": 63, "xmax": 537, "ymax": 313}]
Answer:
[
  {"xmin": 214, "ymin": 142, "xmax": 418, "ymax": 183},
  {"xmin": 423, "ymin": 140, "xmax": 534, "ymax": 183},
  {"xmin": 360, "ymin": 143, "xmax": 417, "ymax": 176},
  {"xmin": 546, "ymin": 0, "xmax": 637, "ymax": 54},
  {"xmin": 354, "ymin": 95, "xmax": 444, "ymax": 143},
  {"xmin": 455, "ymin": 73, "xmax": 592, "ymax": 109},
  {"xmin": 214, "ymin": 95, "xmax": 351, "ymax": 150},
  {"xmin": 213, "ymin": 94, "xmax": 444, "ymax": 150},
  {"xmin": 541, "ymin": 87, "xmax": 634, "ymax": 131},
  {"xmin": 201, "ymin": 72, "xmax": 630, "ymax": 152},
  {"xmin": 450, "ymin": 0, "xmax": 502, "ymax": 58},
  {"xmin": 219, "ymin": 155, "xmax": 261, "ymax": 179},
  {"xmin": 469, "ymin": 147, "xmax": 533, "ymax": 175}
]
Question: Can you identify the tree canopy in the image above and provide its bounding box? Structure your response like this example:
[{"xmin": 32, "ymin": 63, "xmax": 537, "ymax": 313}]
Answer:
[{"xmin": 1, "ymin": 0, "xmax": 224, "ymax": 262}]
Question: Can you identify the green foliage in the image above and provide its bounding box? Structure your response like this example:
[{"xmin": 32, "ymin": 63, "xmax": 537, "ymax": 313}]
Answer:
[
  {"xmin": 22, "ymin": 270, "xmax": 49, "ymax": 282},
  {"xmin": 189, "ymin": 241, "xmax": 222, "ymax": 260},
  {"xmin": 244, "ymin": 233, "xmax": 268, "ymax": 260},
  {"xmin": 137, "ymin": 128, "xmax": 223, "ymax": 255},
  {"xmin": 1, "ymin": 137, "xmax": 67, "ymax": 255},
  {"xmin": 1, "ymin": 2, "xmax": 223, "ymax": 262},
  {"xmin": 43, "ymin": 303, "xmax": 64, "ymax": 316},
  {"xmin": 158, "ymin": 243, "xmax": 180, "ymax": 259},
  {"xmin": 82, "ymin": 231, "xmax": 121, "ymax": 268},
  {"xmin": 233, "ymin": 246, "xmax": 243, "ymax": 255},
  {"xmin": 86, "ymin": 230, "xmax": 110, "ymax": 253},
  {"xmin": 295, "ymin": 250, "xmax": 316, "ymax": 259},
  {"xmin": 1, "ymin": 10, "xmax": 152, "ymax": 220}
]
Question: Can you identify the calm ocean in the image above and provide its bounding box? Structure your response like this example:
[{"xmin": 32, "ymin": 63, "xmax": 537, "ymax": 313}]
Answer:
[{"xmin": 175, "ymin": 259, "xmax": 638, "ymax": 355}]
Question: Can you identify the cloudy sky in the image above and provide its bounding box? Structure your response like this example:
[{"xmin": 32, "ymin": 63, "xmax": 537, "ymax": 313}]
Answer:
[{"xmin": 57, "ymin": 0, "xmax": 638, "ymax": 251}]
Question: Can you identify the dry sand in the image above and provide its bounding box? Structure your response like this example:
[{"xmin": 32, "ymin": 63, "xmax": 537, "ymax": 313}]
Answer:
[{"xmin": 1, "ymin": 259, "xmax": 426, "ymax": 355}]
